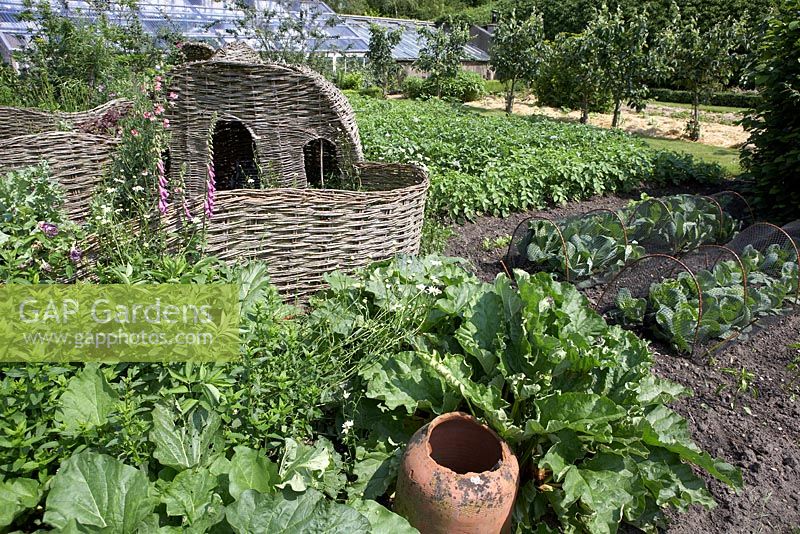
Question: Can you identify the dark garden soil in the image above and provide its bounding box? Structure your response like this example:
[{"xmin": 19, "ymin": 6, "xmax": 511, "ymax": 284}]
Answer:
[{"xmin": 444, "ymin": 186, "xmax": 800, "ymax": 534}]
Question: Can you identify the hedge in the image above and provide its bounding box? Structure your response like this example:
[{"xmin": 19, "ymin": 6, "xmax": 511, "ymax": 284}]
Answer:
[{"xmin": 648, "ymin": 87, "xmax": 760, "ymax": 108}]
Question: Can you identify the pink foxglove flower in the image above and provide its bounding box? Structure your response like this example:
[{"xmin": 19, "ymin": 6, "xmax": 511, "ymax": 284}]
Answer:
[
  {"xmin": 157, "ymin": 159, "xmax": 169, "ymax": 215},
  {"xmin": 204, "ymin": 162, "xmax": 216, "ymax": 219}
]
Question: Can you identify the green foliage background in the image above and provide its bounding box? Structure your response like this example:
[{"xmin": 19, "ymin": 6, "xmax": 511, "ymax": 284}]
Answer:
[{"xmin": 741, "ymin": 0, "xmax": 800, "ymax": 222}]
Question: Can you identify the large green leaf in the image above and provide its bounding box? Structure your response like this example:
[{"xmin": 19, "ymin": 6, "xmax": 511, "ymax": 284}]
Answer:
[
  {"xmin": 56, "ymin": 364, "xmax": 118, "ymax": 432},
  {"xmin": 149, "ymin": 404, "xmax": 221, "ymax": 471},
  {"xmin": 562, "ymin": 465, "xmax": 635, "ymax": 534},
  {"xmin": 349, "ymin": 499, "xmax": 418, "ymax": 534},
  {"xmin": 454, "ymin": 291, "xmax": 505, "ymax": 374},
  {"xmin": 44, "ymin": 452, "xmax": 155, "ymax": 533},
  {"xmin": 228, "ymin": 446, "xmax": 279, "ymax": 500},
  {"xmin": 277, "ymin": 438, "xmax": 342, "ymax": 495},
  {"xmin": 161, "ymin": 467, "xmax": 224, "ymax": 532},
  {"xmin": 225, "ymin": 488, "xmax": 370, "ymax": 534},
  {"xmin": 539, "ymin": 430, "xmax": 585, "ymax": 480},
  {"xmin": 641, "ymin": 405, "xmax": 742, "ymax": 489},
  {"xmin": 533, "ymin": 393, "xmax": 626, "ymax": 442},
  {"xmin": 348, "ymin": 445, "xmax": 401, "ymax": 500},
  {"xmin": 638, "ymin": 448, "xmax": 716, "ymax": 511},
  {"xmin": 0, "ymin": 477, "xmax": 40, "ymax": 527},
  {"xmin": 360, "ymin": 351, "xmax": 459, "ymax": 415}
]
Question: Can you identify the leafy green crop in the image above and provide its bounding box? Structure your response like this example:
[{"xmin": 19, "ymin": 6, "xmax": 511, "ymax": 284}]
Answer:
[
  {"xmin": 314, "ymin": 255, "xmax": 742, "ymax": 533},
  {"xmin": 350, "ymin": 95, "xmax": 722, "ymax": 221},
  {"xmin": 622, "ymin": 194, "xmax": 739, "ymax": 252},
  {"xmin": 517, "ymin": 194, "xmax": 740, "ymax": 284},
  {"xmin": 519, "ymin": 215, "xmax": 645, "ymax": 283},
  {"xmin": 610, "ymin": 244, "xmax": 798, "ymax": 353}
]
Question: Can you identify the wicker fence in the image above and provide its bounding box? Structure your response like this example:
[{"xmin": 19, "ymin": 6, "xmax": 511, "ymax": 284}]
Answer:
[
  {"xmin": 0, "ymin": 99, "xmax": 131, "ymax": 140},
  {"xmin": 178, "ymin": 162, "xmax": 429, "ymax": 300},
  {"xmin": 0, "ymin": 131, "xmax": 117, "ymax": 222}
]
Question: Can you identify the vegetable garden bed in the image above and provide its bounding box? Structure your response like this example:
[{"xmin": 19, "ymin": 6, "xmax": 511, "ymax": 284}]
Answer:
[{"xmin": 444, "ymin": 189, "xmax": 800, "ymax": 533}]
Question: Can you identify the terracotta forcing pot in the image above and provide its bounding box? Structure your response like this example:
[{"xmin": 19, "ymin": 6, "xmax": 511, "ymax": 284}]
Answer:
[{"xmin": 395, "ymin": 412, "xmax": 520, "ymax": 534}]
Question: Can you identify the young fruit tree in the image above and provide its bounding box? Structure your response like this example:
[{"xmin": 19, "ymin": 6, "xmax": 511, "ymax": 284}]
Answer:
[
  {"xmin": 664, "ymin": 13, "xmax": 738, "ymax": 141},
  {"xmin": 417, "ymin": 22, "xmax": 470, "ymax": 97},
  {"xmin": 741, "ymin": 0, "xmax": 800, "ymax": 221},
  {"xmin": 590, "ymin": 4, "xmax": 652, "ymax": 128},
  {"xmin": 546, "ymin": 29, "xmax": 606, "ymax": 124},
  {"xmin": 489, "ymin": 9, "xmax": 546, "ymax": 114},
  {"xmin": 366, "ymin": 24, "xmax": 402, "ymax": 97}
]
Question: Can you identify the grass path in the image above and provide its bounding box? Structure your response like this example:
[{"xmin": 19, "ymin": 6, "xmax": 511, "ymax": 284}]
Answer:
[{"xmin": 640, "ymin": 136, "xmax": 741, "ymax": 175}]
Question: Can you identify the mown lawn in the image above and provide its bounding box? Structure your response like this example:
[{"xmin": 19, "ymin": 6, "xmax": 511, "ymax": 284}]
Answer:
[
  {"xmin": 649, "ymin": 99, "xmax": 749, "ymax": 115},
  {"xmin": 641, "ymin": 136, "xmax": 742, "ymax": 175}
]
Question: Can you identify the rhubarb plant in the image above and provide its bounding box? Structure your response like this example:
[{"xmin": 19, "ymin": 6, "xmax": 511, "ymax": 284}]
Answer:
[{"xmin": 317, "ymin": 256, "xmax": 742, "ymax": 533}]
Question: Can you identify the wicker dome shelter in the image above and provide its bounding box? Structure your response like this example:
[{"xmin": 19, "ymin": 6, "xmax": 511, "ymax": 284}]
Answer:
[
  {"xmin": 168, "ymin": 43, "xmax": 364, "ymax": 191},
  {"xmin": 166, "ymin": 44, "xmax": 429, "ymax": 300}
]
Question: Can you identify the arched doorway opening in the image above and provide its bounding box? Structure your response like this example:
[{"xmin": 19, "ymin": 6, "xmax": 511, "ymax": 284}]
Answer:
[
  {"xmin": 212, "ymin": 120, "xmax": 260, "ymax": 190},
  {"xmin": 303, "ymin": 138, "xmax": 339, "ymax": 188}
]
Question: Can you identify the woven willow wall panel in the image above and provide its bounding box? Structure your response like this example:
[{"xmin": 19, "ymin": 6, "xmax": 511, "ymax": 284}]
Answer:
[
  {"xmin": 166, "ymin": 45, "xmax": 428, "ymax": 300},
  {"xmin": 0, "ymin": 99, "xmax": 132, "ymax": 140},
  {"xmin": 193, "ymin": 162, "xmax": 428, "ymax": 300},
  {"xmin": 0, "ymin": 132, "xmax": 117, "ymax": 222}
]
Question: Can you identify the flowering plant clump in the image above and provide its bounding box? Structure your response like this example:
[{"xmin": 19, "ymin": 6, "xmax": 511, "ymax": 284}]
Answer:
[
  {"xmin": 102, "ymin": 70, "xmax": 173, "ymax": 225},
  {"xmin": 0, "ymin": 164, "xmax": 86, "ymax": 281}
]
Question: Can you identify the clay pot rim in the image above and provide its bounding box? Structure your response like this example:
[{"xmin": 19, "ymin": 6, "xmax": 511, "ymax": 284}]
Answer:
[{"xmin": 420, "ymin": 411, "xmax": 514, "ymax": 478}]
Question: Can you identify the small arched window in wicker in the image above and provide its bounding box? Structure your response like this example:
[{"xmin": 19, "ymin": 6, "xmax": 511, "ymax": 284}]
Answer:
[
  {"xmin": 212, "ymin": 119, "xmax": 260, "ymax": 190},
  {"xmin": 303, "ymin": 138, "xmax": 339, "ymax": 188}
]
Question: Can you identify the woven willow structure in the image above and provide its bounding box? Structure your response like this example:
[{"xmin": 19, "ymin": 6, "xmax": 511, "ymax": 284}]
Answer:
[
  {"xmin": 0, "ymin": 132, "xmax": 117, "ymax": 222},
  {"xmin": 192, "ymin": 163, "xmax": 427, "ymax": 298},
  {"xmin": 168, "ymin": 43, "xmax": 363, "ymax": 191},
  {"xmin": 0, "ymin": 99, "xmax": 132, "ymax": 140},
  {"xmin": 166, "ymin": 44, "xmax": 428, "ymax": 299}
]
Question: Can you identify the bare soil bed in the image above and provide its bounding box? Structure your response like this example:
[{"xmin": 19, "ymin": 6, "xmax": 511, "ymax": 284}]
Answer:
[
  {"xmin": 469, "ymin": 95, "xmax": 748, "ymax": 148},
  {"xmin": 445, "ymin": 191, "xmax": 800, "ymax": 534}
]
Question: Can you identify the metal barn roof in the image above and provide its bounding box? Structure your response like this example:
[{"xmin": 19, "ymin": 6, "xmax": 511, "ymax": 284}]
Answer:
[{"xmin": 0, "ymin": 0, "xmax": 489, "ymax": 63}]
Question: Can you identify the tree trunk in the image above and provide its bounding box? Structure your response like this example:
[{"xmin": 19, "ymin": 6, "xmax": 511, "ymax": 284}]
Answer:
[
  {"xmin": 612, "ymin": 98, "xmax": 622, "ymax": 128},
  {"xmin": 690, "ymin": 92, "xmax": 701, "ymax": 141},
  {"xmin": 505, "ymin": 78, "xmax": 516, "ymax": 114},
  {"xmin": 580, "ymin": 97, "xmax": 589, "ymax": 124}
]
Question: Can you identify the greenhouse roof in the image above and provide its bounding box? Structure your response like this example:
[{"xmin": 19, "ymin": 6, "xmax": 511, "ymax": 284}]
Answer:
[{"xmin": 0, "ymin": 0, "xmax": 489, "ymax": 62}]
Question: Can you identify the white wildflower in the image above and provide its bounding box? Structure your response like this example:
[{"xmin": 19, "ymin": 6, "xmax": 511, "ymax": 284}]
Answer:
[
  {"xmin": 426, "ymin": 286, "xmax": 441, "ymax": 296},
  {"xmin": 342, "ymin": 420, "xmax": 354, "ymax": 435},
  {"xmin": 191, "ymin": 216, "xmax": 202, "ymax": 225},
  {"xmin": 430, "ymin": 259, "xmax": 442, "ymax": 266},
  {"xmin": 342, "ymin": 390, "xmax": 350, "ymax": 399},
  {"xmin": 131, "ymin": 185, "xmax": 145, "ymax": 193}
]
